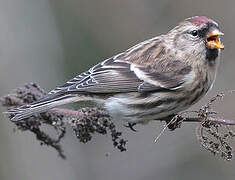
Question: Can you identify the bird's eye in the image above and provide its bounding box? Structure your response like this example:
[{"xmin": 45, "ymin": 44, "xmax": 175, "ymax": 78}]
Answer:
[{"xmin": 190, "ymin": 30, "xmax": 198, "ymax": 36}]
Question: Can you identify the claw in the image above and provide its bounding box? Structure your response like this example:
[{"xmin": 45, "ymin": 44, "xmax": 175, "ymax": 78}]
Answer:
[{"xmin": 124, "ymin": 123, "xmax": 137, "ymax": 132}]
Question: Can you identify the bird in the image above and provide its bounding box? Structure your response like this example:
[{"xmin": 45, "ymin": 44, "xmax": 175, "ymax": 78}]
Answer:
[{"xmin": 5, "ymin": 16, "xmax": 224, "ymax": 129}]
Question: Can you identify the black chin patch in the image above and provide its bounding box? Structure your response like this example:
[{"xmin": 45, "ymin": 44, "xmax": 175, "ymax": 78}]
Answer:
[{"xmin": 206, "ymin": 48, "xmax": 218, "ymax": 63}]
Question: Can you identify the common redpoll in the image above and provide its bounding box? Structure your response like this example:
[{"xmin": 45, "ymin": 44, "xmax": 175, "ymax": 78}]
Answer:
[{"xmin": 6, "ymin": 16, "xmax": 224, "ymax": 128}]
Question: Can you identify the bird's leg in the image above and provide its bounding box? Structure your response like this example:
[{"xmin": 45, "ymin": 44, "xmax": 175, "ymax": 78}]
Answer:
[
  {"xmin": 163, "ymin": 114, "xmax": 184, "ymax": 131},
  {"xmin": 124, "ymin": 123, "xmax": 137, "ymax": 132}
]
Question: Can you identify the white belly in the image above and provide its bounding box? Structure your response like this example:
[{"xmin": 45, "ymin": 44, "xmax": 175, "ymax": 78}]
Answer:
[{"xmin": 104, "ymin": 92, "xmax": 189, "ymax": 124}]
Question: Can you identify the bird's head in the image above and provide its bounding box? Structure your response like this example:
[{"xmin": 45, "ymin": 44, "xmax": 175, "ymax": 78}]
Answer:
[{"xmin": 167, "ymin": 16, "xmax": 224, "ymax": 64}]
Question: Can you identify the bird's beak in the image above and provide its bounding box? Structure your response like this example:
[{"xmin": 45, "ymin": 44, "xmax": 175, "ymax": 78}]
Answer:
[{"xmin": 206, "ymin": 28, "xmax": 224, "ymax": 50}]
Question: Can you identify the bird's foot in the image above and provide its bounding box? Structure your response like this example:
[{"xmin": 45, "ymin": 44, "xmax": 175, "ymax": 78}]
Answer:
[
  {"xmin": 164, "ymin": 114, "xmax": 183, "ymax": 131},
  {"xmin": 124, "ymin": 123, "xmax": 137, "ymax": 132}
]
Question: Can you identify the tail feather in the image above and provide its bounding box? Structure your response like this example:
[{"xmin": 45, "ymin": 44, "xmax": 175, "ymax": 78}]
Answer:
[{"xmin": 4, "ymin": 94, "xmax": 79, "ymax": 122}]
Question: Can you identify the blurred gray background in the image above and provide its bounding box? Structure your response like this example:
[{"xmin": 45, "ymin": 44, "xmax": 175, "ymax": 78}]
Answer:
[{"xmin": 0, "ymin": 0, "xmax": 235, "ymax": 180}]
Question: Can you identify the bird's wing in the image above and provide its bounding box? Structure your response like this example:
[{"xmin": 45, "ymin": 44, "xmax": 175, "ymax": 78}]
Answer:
[
  {"xmin": 134, "ymin": 60, "xmax": 192, "ymax": 92},
  {"xmin": 49, "ymin": 58, "xmax": 142, "ymax": 94},
  {"xmin": 49, "ymin": 57, "xmax": 192, "ymax": 94},
  {"xmin": 49, "ymin": 37, "xmax": 193, "ymax": 94}
]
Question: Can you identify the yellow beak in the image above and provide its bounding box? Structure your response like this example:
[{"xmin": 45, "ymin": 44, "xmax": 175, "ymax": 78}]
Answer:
[{"xmin": 206, "ymin": 29, "xmax": 224, "ymax": 49}]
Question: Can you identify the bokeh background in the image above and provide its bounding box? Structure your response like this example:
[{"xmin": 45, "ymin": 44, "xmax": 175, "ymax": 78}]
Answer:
[{"xmin": 0, "ymin": 0, "xmax": 235, "ymax": 179}]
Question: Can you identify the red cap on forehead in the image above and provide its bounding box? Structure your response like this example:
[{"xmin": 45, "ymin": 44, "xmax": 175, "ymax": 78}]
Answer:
[{"xmin": 186, "ymin": 16, "xmax": 216, "ymax": 26}]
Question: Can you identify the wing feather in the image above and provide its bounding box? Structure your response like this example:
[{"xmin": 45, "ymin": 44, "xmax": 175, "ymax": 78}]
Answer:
[
  {"xmin": 49, "ymin": 38, "xmax": 193, "ymax": 95},
  {"xmin": 49, "ymin": 58, "xmax": 143, "ymax": 94}
]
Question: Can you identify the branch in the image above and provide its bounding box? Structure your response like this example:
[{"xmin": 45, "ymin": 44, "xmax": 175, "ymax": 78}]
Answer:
[
  {"xmin": 0, "ymin": 83, "xmax": 127, "ymax": 159},
  {"xmin": 181, "ymin": 117, "xmax": 235, "ymax": 125},
  {"xmin": 1, "ymin": 83, "xmax": 235, "ymax": 161}
]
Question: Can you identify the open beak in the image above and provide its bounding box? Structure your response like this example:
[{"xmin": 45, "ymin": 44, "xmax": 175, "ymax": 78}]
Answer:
[{"xmin": 206, "ymin": 28, "xmax": 224, "ymax": 50}]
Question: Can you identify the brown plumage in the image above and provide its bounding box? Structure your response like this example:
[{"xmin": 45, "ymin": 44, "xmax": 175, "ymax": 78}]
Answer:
[{"xmin": 5, "ymin": 16, "xmax": 224, "ymax": 125}]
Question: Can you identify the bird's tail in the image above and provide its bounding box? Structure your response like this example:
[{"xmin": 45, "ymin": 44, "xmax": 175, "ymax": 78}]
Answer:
[{"xmin": 4, "ymin": 94, "xmax": 79, "ymax": 122}]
